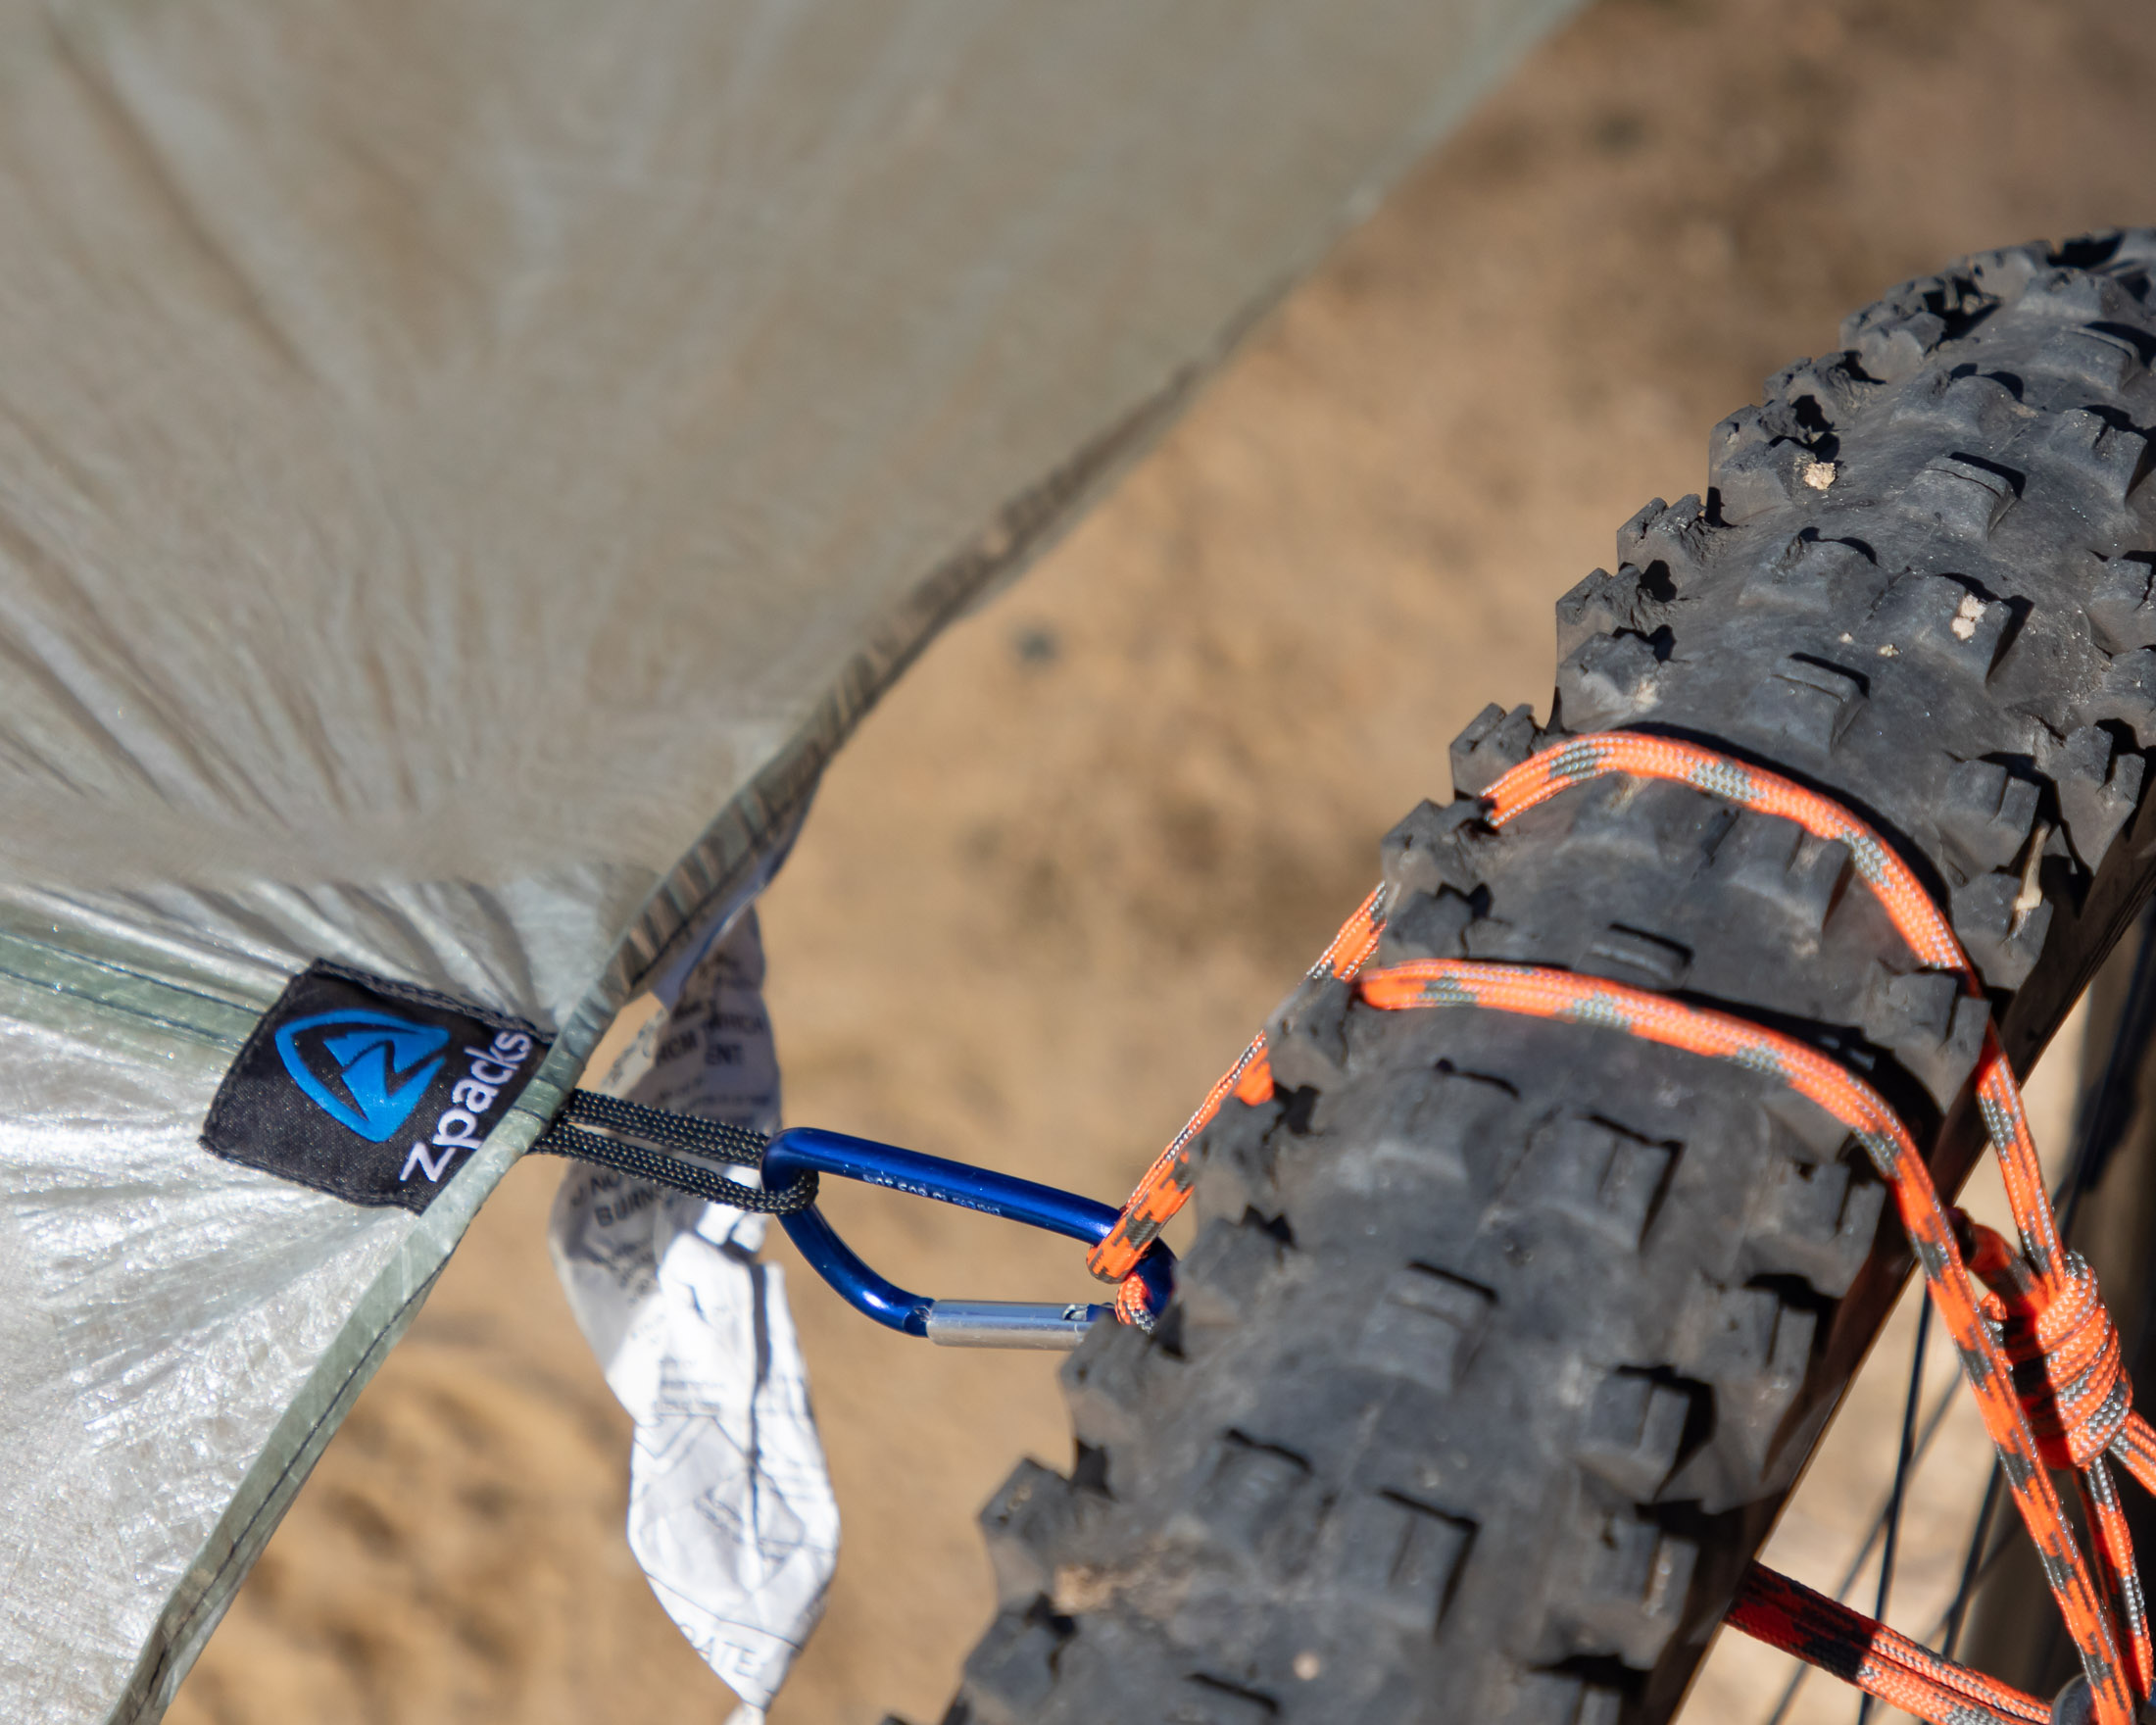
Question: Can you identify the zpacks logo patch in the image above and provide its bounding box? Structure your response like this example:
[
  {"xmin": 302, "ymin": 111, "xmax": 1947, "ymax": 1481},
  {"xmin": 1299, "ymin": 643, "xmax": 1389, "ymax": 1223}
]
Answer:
[
  {"xmin": 393, "ymin": 1029, "xmax": 539, "ymax": 1186},
  {"xmin": 203, "ymin": 962, "xmax": 549, "ymax": 1212},
  {"xmin": 275, "ymin": 1011, "xmax": 450, "ymax": 1141}
]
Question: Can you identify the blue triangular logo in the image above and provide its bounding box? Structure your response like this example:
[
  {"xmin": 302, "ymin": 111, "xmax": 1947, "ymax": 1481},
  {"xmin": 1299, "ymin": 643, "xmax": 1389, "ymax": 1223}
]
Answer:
[{"xmin": 274, "ymin": 1010, "xmax": 450, "ymax": 1142}]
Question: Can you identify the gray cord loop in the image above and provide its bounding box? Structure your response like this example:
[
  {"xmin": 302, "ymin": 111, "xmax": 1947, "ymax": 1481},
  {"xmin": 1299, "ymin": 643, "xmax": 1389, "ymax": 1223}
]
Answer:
[{"xmin": 530, "ymin": 1089, "xmax": 819, "ymax": 1215}]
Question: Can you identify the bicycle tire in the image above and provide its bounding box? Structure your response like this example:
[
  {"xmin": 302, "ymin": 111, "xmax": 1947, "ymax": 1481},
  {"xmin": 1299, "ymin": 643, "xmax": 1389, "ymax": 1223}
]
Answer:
[{"xmin": 933, "ymin": 230, "xmax": 2156, "ymax": 1725}]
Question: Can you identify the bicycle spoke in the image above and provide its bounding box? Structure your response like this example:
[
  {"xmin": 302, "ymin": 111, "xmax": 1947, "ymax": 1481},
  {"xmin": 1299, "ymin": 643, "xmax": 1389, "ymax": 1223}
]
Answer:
[
  {"xmin": 1752, "ymin": 910, "xmax": 2151, "ymax": 1725},
  {"xmin": 1852, "ymin": 1300, "xmax": 1931, "ymax": 1725},
  {"xmin": 2058, "ymin": 911, "xmax": 2156, "ymax": 1239},
  {"xmin": 1935, "ymin": 1464, "xmax": 2005, "ymax": 1659},
  {"xmin": 1760, "ymin": 1651, "xmax": 1811, "ymax": 1725},
  {"xmin": 1917, "ymin": 912, "xmax": 2153, "ymax": 1668},
  {"xmin": 1756, "ymin": 1317, "xmax": 1967, "ymax": 1725}
]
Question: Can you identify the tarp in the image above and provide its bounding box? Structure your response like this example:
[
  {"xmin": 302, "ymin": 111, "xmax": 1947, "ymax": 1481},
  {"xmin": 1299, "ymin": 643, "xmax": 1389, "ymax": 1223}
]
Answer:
[{"xmin": 0, "ymin": 3, "xmax": 1579, "ymax": 1719}]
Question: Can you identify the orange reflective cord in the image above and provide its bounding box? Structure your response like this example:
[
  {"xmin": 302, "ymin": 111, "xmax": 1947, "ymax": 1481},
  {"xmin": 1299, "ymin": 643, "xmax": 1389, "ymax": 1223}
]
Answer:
[
  {"xmin": 1093, "ymin": 731, "xmax": 2155, "ymax": 1725},
  {"xmin": 1356, "ymin": 960, "xmax": 2134, "ymax": 1725},
  {"xmin": 1730, "ymin": 1565, "xmax": 2052, "ymax": 1725},
  {"xmin": 1088, "ymin": 888, "xmax": 1379, "ymax": 1283}
]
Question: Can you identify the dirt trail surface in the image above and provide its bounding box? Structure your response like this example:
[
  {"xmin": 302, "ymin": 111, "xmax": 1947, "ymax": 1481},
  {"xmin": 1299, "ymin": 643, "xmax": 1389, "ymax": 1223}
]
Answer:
[{"xmin": 171, "ymin": 3, "xmax": 2156, "ymax": 1723}]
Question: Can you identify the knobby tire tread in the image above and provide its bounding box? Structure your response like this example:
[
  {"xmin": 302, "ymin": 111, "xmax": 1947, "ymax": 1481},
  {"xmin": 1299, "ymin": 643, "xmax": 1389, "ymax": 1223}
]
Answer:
[{"xmin": 936, "ymin": 231, "xmax": 2156, "ymax": 1725}]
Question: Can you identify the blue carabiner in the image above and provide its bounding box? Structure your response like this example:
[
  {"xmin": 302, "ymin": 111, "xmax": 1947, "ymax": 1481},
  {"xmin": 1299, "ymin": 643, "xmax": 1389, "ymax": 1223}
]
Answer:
[{"xmin": 760, "ymin": 1126, "xmax": 1175, "ymax": 1346}]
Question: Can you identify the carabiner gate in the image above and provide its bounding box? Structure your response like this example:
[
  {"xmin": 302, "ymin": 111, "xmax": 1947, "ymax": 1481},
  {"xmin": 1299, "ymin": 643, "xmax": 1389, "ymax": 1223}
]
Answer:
[{"xmin": 760, "ymin": 1126, "xmax": 1175, "ymax": 1348}]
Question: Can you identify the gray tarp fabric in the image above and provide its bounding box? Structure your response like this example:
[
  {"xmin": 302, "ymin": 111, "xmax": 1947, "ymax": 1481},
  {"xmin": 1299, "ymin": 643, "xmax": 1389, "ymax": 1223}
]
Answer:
[{"xmin": 0, "ymin": 3, "xmax": 1580, "ymax": 1719}]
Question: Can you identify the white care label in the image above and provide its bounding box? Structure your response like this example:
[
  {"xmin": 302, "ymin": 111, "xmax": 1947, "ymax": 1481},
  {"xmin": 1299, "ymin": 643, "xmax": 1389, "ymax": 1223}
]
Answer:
[{"xmin": 549, "ymin": 908, "xmax": 837, "ymax": 1724}]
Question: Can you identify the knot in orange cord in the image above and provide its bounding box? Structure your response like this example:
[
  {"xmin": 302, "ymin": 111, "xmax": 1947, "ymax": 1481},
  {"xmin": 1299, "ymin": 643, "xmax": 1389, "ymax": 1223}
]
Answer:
[{"xmin": 1963, "ymin": 1215, "xmax": 2130, "ymax": 1471}]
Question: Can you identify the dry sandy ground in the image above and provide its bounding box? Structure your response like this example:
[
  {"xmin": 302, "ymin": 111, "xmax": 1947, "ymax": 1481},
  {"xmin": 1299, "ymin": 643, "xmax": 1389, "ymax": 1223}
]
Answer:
[{"xmin": 172, "ymin": 2, "xmax": 2156, "ymax": 1722}]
